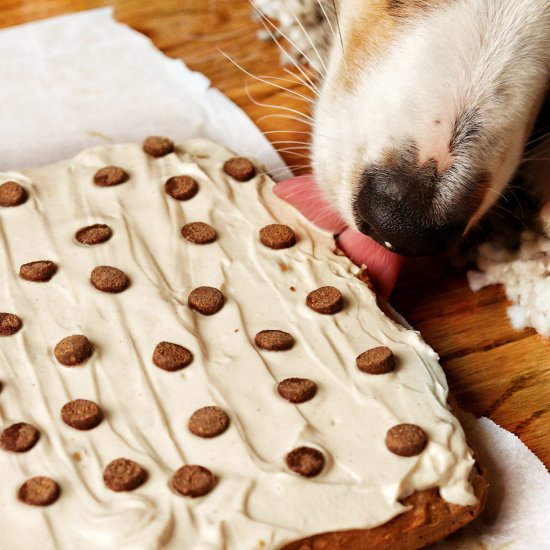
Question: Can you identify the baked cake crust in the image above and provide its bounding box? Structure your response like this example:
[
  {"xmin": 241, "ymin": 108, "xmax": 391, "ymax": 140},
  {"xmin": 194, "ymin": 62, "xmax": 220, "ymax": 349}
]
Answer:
[{"xmin": 283, "ymin": 465, "xmax": 488, "ymax": 550}]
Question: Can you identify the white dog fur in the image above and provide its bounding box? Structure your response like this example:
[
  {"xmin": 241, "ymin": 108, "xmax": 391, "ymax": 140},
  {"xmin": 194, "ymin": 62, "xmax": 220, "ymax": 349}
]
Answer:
[{"xmin": 254, "ymin": 0, "xmax": 550, "ymax": 255}]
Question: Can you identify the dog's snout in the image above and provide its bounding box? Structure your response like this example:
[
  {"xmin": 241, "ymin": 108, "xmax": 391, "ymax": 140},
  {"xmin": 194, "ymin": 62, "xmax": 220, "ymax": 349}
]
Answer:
[{"xmin": 354, "ymin": 162, "xmax": 469, "ymax": 256}]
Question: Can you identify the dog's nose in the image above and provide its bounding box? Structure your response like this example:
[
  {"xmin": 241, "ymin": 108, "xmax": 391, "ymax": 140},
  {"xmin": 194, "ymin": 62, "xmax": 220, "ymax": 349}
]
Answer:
[{"xmin": 354, "ymin": 164, "xmax": 469, "ymax": 256}]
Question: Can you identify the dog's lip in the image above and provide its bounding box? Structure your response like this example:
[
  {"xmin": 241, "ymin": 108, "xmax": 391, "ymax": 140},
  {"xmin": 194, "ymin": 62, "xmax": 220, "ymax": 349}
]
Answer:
[
  {"xmin": 273, "ymin": 175, "xmax": 403, "ymax": 299},
  {"xmin": 356, "ymin": 219, "xmax": 395, "ymax": 252}
]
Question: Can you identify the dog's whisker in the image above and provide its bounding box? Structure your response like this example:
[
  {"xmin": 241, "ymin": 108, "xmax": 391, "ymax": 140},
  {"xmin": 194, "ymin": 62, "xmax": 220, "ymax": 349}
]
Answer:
[
  {"xmin": 218, "ymin": 50, "xmax": 314, "ymax": 113},
  {"xmin": 261, "ymin": 129, "xmax": 314, "ymax": 136},
  {"xmin": 268, "ymin": 164, "xmax": 311, "ymax": 177},
  {"xmin": 256, "ymin": 112, "xmax": 314, "ymax": 126},
  {"xmin": 524, "ymin": 128, "xmax": 550, "ymax": 147},
  {"xmin": 257, "ymin": 74, "xmax": 318, "ymax": 102},
  {"xmin": 330, "ymin": 0, "xmax": 346, "ymax": 59},
  {"xmin": 262, "ymin": 128, "xmax": 339, "ymax": 144},
  {"xmin": 315, "ymin": 0, "xmax": 340, "ymax": 56},
  {"xmin": 244, "ymin": 80, "xmax": 316, "ymax": 123},
  {"xmin": 256, "ymin": 74, "xmax": 317, "ymax": 105},
  {"xmin": 250, "ymin": 2, "xmax": 322, "ymax": 93},
  {"xmin": 485, "ymin": 187, "xmax": 509, "ymax": 203},
  {"xmin": 272, "ymin": 91, "xmax": 315, "ymax": 107},
  {"xmin": 283, "ymin": 67, "xmax": 320, "ymax": 96},
  {"xmin": 276, "ymin": 149, "xmax": 313, "ymax": 160},
  {"xmin": 283, "ymin": 0, "xmax": 329, "ymax": 76},
  {"xmin": 269, "ymin": 140, "xmax": 311, "ymax": 147}
]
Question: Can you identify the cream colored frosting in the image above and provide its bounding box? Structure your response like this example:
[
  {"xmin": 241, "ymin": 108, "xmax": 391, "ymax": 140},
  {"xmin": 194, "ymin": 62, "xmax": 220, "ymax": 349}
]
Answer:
[{"xmin": 0, "ymin": 139, "xmax": 476, "ymax": 550}]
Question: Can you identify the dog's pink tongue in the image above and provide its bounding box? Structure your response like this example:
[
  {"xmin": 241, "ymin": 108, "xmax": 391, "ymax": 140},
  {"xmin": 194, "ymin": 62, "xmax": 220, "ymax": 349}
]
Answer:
[
  {"xmin": 274, "ymin": 176, "xmax": 402, "ymax": 299},
  {"xmin": 273, "ymin": 176, "xmax": 348, "ymax": 234}
]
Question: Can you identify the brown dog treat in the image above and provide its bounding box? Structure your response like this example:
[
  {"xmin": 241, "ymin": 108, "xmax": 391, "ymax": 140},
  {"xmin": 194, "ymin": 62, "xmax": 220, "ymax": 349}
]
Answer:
[
  {"xmin": 152, "ymin": 341, "xmax": 193, "ymax": 371},
  {"xmin": 0, "ymin": 181, "xmax": 28, "ymax": 207},
  {"xmin": 171, "ymin": 465, "xmax": 215, "ymax": 498},
  {"xmin": 54, "ymin": 335, "xmax": 93, "ymax": 366},
  {"xmin": 385, "ymin": 424, "xmax": 428, "ymax": 457},
  {"xmin": 306, "ymin": 286, "xmax": 343, "ymax": 314},
  {"xmin": 90, "ymin": 266, "xmax": 130, "ymax": 293},
  {"xmin": 356, "ymin": 346, "xmax": 395, "ymax": 375},
  {"xmin": 93, "ymin": 166, "xmax": 129, "ymax": 187},
  {"xmin": 255, "ymin": 330, "xmax": 295, "ymax": 351},
  {"xmin": 0, "ymin": 313, "xmax": 22, "ymax": 336},
  {"xmin": 18, "ymin": 477, "xmax": 60, "ymax": 506},
  {"xmin": 277, "ymin": 378, "xmax": 317, "ymax": 404},
  {"xmin": 259, "ymin": 224, "xmax": 296, "ymax": 249},
  {"xmin": 75, "ymin": 224, "xmax": 112, "ymax": 245},
  {"xmin": 286, "ymin": 446, "xmax": 325, "ymax": 477},
  {"xmin": 181, "ymin": 222, "xmax": 217, "ymax": 244},
  {"xmin": 223, "ymin": 157, "xmax": 256, "ymax": 182},
  {"xmin": 0, "ymin": 422, "xmax": 40, "ymax": 453},
  {"xmin": 103, "ymin": 458, "xmax": 147, "ymax": 492},
  {"xmin": 61, "ymin": 399, "xmax": 103, "ymax": 430},
  {"xmin": 165, "ymin": 175, "xmax": 199, "ymax": 201},
  {"xmin": 188, "ymin": 287, "xmax": 224, "ymax": 315},
  {"xmin": 19, "ymin": 260, "xmax": 57, "ymax": 282},
  {"xmin": 188, "ymin": 406, "xmax": 229, "ymax": 438},
  {"xmin": 143, "ymin": 136, "xmax": 174, "ymax": 157}
]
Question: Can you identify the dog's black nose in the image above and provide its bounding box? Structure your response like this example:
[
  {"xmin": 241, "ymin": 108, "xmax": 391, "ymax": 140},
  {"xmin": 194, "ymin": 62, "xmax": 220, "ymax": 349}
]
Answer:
[{"xmin": 354, "ymin": 162, "xmax": 471, "ymax": 256}]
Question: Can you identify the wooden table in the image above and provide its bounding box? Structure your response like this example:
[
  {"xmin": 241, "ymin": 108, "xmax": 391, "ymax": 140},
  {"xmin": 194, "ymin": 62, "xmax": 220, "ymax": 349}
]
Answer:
[{"xmin": 2, "ymin": 0, "xmax": 549, "ymax": 468}]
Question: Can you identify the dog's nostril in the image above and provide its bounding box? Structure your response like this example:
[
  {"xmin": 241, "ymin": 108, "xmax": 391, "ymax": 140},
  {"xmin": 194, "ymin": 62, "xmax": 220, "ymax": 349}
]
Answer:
[{"xmin": 354, "ymin": 166, "xmax": 469, "ymax": 256}]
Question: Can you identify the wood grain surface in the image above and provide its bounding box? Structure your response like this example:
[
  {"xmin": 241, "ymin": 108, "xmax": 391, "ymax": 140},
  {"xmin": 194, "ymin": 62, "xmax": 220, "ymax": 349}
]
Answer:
[{"xmin": 1, "ymin": 0, "xmax": 549, "ymax": 469}]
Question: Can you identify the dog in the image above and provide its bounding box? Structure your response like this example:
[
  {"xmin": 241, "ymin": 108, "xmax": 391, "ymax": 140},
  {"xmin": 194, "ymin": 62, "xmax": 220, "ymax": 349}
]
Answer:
[{"xmin": 254, "ymin": 0, "xmax": 550, "ymax": 258}]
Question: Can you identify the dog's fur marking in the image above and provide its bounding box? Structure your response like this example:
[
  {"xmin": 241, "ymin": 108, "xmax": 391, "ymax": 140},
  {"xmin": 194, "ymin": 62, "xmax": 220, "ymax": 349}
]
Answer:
[
  {"xmin": 338, "ymin": 0, "xmax": 448, "ymax": 91},
  {"xmin": 339, "ymin": 1, "xmax": 398, "ymax": 91},
  {"xmin": 388, "ymin": 0, "xmax": 445, "ymax": 18}
]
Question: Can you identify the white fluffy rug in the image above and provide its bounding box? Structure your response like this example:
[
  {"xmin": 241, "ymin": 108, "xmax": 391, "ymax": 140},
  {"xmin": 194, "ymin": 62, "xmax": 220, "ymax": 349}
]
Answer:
[{"xmin": 468, "ymin": 205, "xmax": 550, "ymax": 336}]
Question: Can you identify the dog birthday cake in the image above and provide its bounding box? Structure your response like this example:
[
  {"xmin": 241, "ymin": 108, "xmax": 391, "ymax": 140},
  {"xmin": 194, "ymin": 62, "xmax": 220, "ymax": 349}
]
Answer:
[{"xmin": 0, "ymin": 137, "xmax": 486, "ymax": 549}]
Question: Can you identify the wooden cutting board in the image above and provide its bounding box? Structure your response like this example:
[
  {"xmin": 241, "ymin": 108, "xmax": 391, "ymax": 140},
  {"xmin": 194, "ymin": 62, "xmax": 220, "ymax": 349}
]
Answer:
[{"xmin": 1, "ymin": 0, "xmax": 549, "ymax": 469}]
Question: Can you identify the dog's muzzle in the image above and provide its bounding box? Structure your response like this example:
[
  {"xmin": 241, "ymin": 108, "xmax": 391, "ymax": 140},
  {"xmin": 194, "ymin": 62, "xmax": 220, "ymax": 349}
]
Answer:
[{"xmin": 354, "ymin": 161, "xmax": 477, "ymax": 257}]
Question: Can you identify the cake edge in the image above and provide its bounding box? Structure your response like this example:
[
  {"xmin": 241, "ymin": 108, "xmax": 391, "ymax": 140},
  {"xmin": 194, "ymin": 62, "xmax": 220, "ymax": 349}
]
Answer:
[{"xmin": 281, "ymin": 461, "xmax": 488, "ymax": 550}]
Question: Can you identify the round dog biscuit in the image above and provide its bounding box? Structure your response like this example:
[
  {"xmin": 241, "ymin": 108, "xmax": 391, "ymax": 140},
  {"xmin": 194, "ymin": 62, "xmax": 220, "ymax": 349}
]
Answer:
[
  {"xmin": 286, "ymin": 446, "xmax": 325, "ymax": 477},
  {"xmin": 165, "ymin": 175, "xmax": 198, "ymax": 201},
  {"xmin": 356, "ymin": 346, "xmax": 395, "ymax": 374},
  {"xmin": 61, "ymin": 399, "xmax": 103, "ymax": 430},
  {"xmin": 223, "ymin": 157, "xmax": 256, "ymax": 182},
  {"xmin": 385, "ymin": 424, "xmax": 428, "ymax": 457},
  {"xmin": 1, "ymin": 423, "xmax": 40, "ymax": 453},
  {"xmin": 152, "ymin": 342, "xmax": 193, "ymax": 371},
  {"xmin": 0, "ymin": 313, "xmax": 22, "ymax": 336},
  {"xmin": 188, "ymin": 287, "xmax": 224, "ymax": 315},
  {"xmin": 277, "ymin": 378, "xmax": 317, "ymax": 404},
  {"xmin": 171, "ymin": 465, "xmax": 215, "ymax": 498},
  {"xmin": 306, "ymin": 286, "xmax": 343, "ymax": 314},
  {"xmin": 90, "ymin": 266, "xmax": 129, "ymax": 293},
  {"xmin": 103, "ymin": 458, "xmax": 146, "ymax": 492},
  {"xmin": 181, "ymin": 222, "xmax": 217, "ymax": 244},
  {"xmin": 188, "ymin": 406, "xmax": 229, "ymax": 438},
  {"xmin": 20, "ymin": 261, "xmax": 57, "ymax": 282},
  {"xmin": 255, "ymin": 330, "xmax": 295, "ymax": 351},
  {"xmin": 0, "ymin": 181, "xmax": 27, "ymax": 207},
  {"xmin": 143, "ymin": 136, "xmax": 174, "ymax": 157},
  {"xmin": 93, "ymin": 166, "xmax": 129, "ymax": 187},
  {"xmin": 18, "ymin": 477, "xmax": 60, "ymax": 506},
  {"xmin": 259, "ymin": 224, "xmax": 296, "ymax": 249},
  {"xmin": 54, "ymin": 335, "xmax": 93, "ymax": 366},
  {"xmin": 76, "ymin": 224, "xmax": 112, "ymax": 245}
]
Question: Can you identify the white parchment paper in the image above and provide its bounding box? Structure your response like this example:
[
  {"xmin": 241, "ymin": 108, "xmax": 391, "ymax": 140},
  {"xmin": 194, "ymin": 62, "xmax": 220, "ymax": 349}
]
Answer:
[
  {"xmin": 0, "ymin": 8, "xmax": 290, "ymax": 180},
  {"xmin": 0, "ymin": 8, "xmax": 548, "ymax": 549}
]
